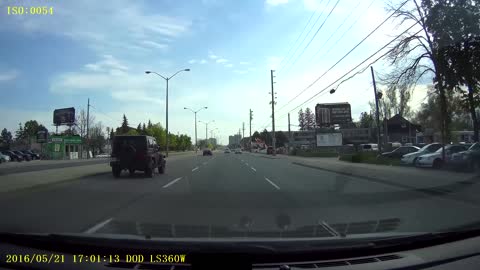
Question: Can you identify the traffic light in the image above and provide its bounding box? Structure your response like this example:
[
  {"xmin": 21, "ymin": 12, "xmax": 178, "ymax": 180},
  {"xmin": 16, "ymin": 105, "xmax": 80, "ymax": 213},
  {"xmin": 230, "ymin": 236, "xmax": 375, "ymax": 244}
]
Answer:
[{"xmin": 250, "ymin": 109, "xmax": 253, "ymax": 121}]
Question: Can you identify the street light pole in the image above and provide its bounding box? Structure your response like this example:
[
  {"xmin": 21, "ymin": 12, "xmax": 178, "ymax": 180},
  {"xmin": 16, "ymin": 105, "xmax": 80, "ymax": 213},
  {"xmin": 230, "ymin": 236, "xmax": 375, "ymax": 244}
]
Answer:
[
  {"xmin": 145, "ymin": 69, "xmax": 190, "ymax": 157},
  {"xmin": 184, "ymin": 107, "xmax": 207, "ymax": 153}
]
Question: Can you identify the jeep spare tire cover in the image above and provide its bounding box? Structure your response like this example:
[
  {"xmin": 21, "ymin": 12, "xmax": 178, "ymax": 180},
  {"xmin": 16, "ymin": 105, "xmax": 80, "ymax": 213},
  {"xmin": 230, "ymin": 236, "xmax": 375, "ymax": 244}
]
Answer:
[{"xmin": 120, "ymin": 144, "xmax": 137, "ymax": 164}]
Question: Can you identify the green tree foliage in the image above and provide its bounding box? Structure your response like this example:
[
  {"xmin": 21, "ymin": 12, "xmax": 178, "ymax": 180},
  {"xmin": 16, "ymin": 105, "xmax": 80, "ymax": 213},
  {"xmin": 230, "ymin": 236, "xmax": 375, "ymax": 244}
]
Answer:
[
  {"xmin": 1, "ymin": 128, "xmax": 13, "ymax": 146},
  {"xmin": 304, "ymin": 108, "xmax": 315, "ymax": 130},
  {"xmin": 359, "ymin": 112, "xmax": 375, "ymax": 128},
  {"xmin": 252, "ymin": 131, "xmax": 261, "ymax": 140},
  {"xmin": 120, "ymin": 114, "xmax": 129, "ymax": 134},
  {"xmin": 298, "ymin": 109, "xmax": 306, "ymax": 130},
  {"xmin": 275, "ymin": 131, "xmax": 289, "ymax": 147},
  {"xmin": 260, "ymin": 129, "xmax": 272, "ymax": 145}
]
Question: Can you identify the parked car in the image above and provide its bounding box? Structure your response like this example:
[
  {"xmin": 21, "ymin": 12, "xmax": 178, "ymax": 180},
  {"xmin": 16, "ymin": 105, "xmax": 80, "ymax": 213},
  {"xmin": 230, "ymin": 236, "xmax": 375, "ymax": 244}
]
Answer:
[
  {"xmin": 379, "ymin": 146, "xmax": 420, "ymax": 159},
  {"xmin": 416, "ymin": 144, "xmax": 468, "ymax": 169},
  {"xmin": 401, "ymin": 143, "xmax": 443, "ymax": 165},
  {"xmin": 203, "ymin": 149, "xmax": 213, "ymax": 156},
  {"xmin": 1, "ymin": 150, "xmax": 24, "ymax": 162},
  {"xmin": 95, "ymin": 153, "xmax": 111, "ymax": 158},
  {"xmin": 21, "ymin": 150, "xmax": 40, "ymax": 160},
  {"xmin": 267, "ymin": 146, "xmax": 274, "ymax": 155},
  {"xmin": 13, "ymin": 150, "xmax": 31, "ymax": 161},
  {"xmin": 110, "ymin": 135, "xmax": 166, "ymax": 178},
  {"xmin": 235, "ymin": 149, "xmax": 242, "ymax": 154},
  {"xmin": 450, "ymin": 142, "xmax": 480, "ymax": 172},
  {"xmin": 224, "ymin": 148, "xmax": 231, "ymax": 153},
  {"xmin": 0, "ymin": 152, "xmax": 11, "ymax": 163},
  {"xmin": 359, "ymin": 143, "xmax": 379, "ymax": 152}
]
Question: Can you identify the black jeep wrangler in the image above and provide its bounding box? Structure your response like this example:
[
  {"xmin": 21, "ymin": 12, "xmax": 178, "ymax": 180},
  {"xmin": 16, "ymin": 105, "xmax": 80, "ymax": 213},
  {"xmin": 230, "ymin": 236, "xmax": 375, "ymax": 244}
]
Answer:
[{"xmin": 110, "ymin": 135, "xmax": 166, "ymax": 178}]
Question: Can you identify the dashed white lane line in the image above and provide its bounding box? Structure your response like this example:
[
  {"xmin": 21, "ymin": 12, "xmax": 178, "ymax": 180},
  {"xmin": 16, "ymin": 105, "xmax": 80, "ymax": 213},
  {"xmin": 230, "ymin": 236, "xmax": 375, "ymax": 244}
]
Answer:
[
  {"xmin": 264, "ymin": 177, "xmax": 280, "ymax": 190},
  {"xmin": 84, "ymin": 218, "xmax": 113, "ymax": 234},
  {"xmin": 192, "ymin": 167, "xmax": 199, "ymax": 172},
  {"xmin": 163, "ymin": 177, "xmax": 182, "ymax": 188},
  {"xmin": 251, "ymin": 167, "xmax": 257, "ymax": 172},
  {"xmin": 245, "ymin": 163, "xmax": 249, "ymax": 166}
]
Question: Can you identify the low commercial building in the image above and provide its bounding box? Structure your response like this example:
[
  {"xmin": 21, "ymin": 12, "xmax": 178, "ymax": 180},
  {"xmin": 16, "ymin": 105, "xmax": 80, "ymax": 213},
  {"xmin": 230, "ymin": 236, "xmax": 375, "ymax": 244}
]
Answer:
[{"xmin": 46, "ymin": 135, "xmax": 84, "ymax": 160}]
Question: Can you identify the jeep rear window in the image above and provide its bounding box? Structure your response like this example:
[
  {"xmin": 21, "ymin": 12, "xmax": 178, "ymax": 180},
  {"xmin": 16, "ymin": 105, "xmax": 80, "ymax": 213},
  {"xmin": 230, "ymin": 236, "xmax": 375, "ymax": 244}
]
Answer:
[{"xmin": 113, "ymin": 137, "xmax": 147, "ymax": 153}]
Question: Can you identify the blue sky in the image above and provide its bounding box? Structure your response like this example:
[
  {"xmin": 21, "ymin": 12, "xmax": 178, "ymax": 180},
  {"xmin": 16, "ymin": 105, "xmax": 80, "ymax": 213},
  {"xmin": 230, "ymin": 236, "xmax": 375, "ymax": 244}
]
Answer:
[{"xmin": 0, "ymin": 0, "xmax": 428, "ymax": 144}]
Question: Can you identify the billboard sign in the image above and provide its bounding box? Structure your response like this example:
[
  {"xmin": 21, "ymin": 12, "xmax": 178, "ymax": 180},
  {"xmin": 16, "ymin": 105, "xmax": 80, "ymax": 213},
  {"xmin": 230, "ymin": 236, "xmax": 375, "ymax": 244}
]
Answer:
[
  {"xmin": 316, "ymin": 133, "xmax": 343, "ymax": 146},
  {"xmin": 53, "ymin": 107, "xmax": 75, "ymax": 125},
  {"xmin": 315, "ymin": 103, "xmax": 352, "ymax": 126}
]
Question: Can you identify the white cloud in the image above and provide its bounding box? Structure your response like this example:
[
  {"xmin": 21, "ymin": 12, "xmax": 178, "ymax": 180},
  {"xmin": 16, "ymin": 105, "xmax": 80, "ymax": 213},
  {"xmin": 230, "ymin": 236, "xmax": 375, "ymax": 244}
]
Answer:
[
  {"xmin": 141, "ymin": 40, "xmax": 168, "ymax": 50},
  {"xmin": 199, "ymin": 59, "xmax": 208, "ymax": 64},
  {"xmin": 84, "ymin": 55, "xmax": 128, "ymax": 72},
  {"xmin": 216, "ymin": 58, "xmax": 228, "ymax": 64},
  {"xmin": 267, "ymin": 56, "xmax": 283, "ymax": 69},
  {"xmin": 225, "ymin": 63, "xmax": 233, "ymax": 68},
  {"xmin": 0, "ymin": 0, "xmax": 191, "ymax": 56},
  {"xmin": 208, "ymin": 51, "xmax": 218, "ymax": 59},
  {"xmin": 266, "ymin": 0, "xmax": 289, "ymax": 6},
  {"xmin": 188, "ymin": 59, "xmax": 197, "ymax": 64},
  {"xmin": 0, "ymin": 70, "xmax": 18, "ymax": 82}
]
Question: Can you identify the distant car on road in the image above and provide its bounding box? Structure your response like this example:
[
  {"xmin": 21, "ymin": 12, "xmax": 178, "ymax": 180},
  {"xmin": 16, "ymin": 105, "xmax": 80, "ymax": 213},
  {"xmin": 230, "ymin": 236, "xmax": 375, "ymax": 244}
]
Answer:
[
  {"xmin": 110, "ymin": 135, "xmax": 166, "ymax": 178},
  {"xmin": 235, "ymin": 149, "xmax": 242, "ymax": 154},
  {"xmin": 379, "ymin": 146, "xmax": 420, "ymax": 159},
  {"xmin": 416, "ymin": 144, "xmax": 468, "ymax": 169},
  {"xmin": 203, "ymin": 149, "xmax": 213, "ymax": 156},
  {"xmin": 2, "ymin": 151, "xmax": 24, "ymax": 162},
  {"xmin": 224, "ymin": 148, "xmax": 231, "ymax": 153},
  {"xmin": 401, "ymin": 143, "xmax": 443, "ymax": 165}
]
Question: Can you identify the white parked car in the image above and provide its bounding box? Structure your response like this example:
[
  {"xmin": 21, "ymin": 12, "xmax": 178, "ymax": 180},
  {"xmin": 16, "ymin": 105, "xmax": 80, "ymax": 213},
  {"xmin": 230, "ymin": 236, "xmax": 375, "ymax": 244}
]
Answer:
[
  {"xmin": 416, "ymin": 144, "xmax": 468, "ymax": 169},
  {"xmin": 359, "ymin": 143, "xmax": 379, "ymax": 152},
  {"xmin": 95, "ymin": 153, "xmax": 111, "ymax": 158},
  {"xmin": 401, "ymin": 143, "xmax": 443, "ymax": 165},
  {"xmin": 0, "ymin": 153, "xmax": 11, "ymax": 163}
]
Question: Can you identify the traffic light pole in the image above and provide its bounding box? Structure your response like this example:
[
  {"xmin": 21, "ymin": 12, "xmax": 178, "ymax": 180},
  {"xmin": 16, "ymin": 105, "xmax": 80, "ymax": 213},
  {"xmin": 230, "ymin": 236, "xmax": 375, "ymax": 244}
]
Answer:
[{"xmin": 371, "ymin": 66, "xmax": 382, "ymax": 153}]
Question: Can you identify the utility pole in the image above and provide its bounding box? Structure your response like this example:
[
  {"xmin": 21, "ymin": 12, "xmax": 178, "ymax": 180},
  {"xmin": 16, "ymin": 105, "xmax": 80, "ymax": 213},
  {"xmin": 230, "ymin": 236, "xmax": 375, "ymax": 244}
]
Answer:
[
  {"xmin": 242, "ymin": 122, "xmax": 245, "ymax": 138},
  {"xmin": 249, "ymin": 109, "xmax": 253, "ymax": 152},
  {"xmin": 288, "ymin": 113, "xmax": 291, "ymax": 138},
  {"xmin": 370, "ymin": 66, "xmax": 382, "ymax": 153},
  {"xmin": 86, "ymin": 98, "xmax": 90, "ymax": 159},
  {"xmin": 270, "ymin": 70, "xmax": 277, "ymax": 155}
]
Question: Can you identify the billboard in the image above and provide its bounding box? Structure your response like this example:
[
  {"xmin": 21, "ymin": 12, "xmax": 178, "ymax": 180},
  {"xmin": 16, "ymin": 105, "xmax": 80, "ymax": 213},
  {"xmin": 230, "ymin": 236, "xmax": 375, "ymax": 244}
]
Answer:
[
  {"xmin": 315, "ymin": 103, "xmax": 352, "ymax": 126},
  {"xmin": 53, "ymin": 107, "xmax": 75, "ymax": 125},
  {"xmin": 316, "ymin": 133, "xmax": 343, "ymax": 147}
]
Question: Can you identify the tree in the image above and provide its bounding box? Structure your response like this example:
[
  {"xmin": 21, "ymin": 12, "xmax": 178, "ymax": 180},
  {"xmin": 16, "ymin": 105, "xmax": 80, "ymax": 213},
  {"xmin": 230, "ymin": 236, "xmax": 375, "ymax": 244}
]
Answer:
[
  {"xmin": 304, "ymin": 108, "xmax": 315, "ymax": 130},
  {"xmin": 275, "ymin": 131, "xmax": 289, "ymax": 147},
  {"xmin": 15, "ymin": 123, "xmax": 25, "ymax": 141},
  {"xmin": 260, "ymin": 129, "xmax": 272, "ymax": 146},
  {"xmin": 75, "ymin": 109, "xmax": 95, "ymax": 138},
  {"xmin": 23, "ymin": 120, "xmax": 39, "ymax": 138},
  {"xmin": 252, "ymin": 131, "xmax": 261, "ymax": 140},
  {"xmin": 424, "ymin": 0, "xmax": 480, "ymax": 141},
  {"xmin": 120, "ymin": 114, "xmax": 129, "ymax": 134},
  {"xmin": 1, "ymin": 128, "xmax": 13, "ymax": 146},
  {"xmin": 359, "ymin": 112, "xmax": 374, "ymax": 128},
  {"xmin": 142, "ymin": 123, "xmax": 147, "ymax": 135},
  {"xmin": 136, "ymin": 123, "xmax": 142, "ymax": 134},
  {"xmin": 383, "ymin": 0, "xmax": 458, "ymax": 146},
  {"xmin": 147, "ymin": 120, "xmax": 153, "ymax": 129},
  {"xmin": 89, "ymin": 122, "xmax": 106, "ymax": 154},
  {"xmin": 298, "ymin": 109, "xmax": 306, "ymax": 130}
]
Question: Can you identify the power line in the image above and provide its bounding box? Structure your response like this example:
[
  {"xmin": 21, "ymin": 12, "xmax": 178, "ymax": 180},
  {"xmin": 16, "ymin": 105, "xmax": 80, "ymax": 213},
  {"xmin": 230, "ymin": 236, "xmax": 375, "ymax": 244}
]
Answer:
[
  {"xmin": 275, "ymin": 3, "xmax": 322, "ymax": 69},
  {"xmin": 277, "ymin": 23, "xmax": 420, "ymax": 122},
  {"xmin": 307, "ymin": 0, "xmax": 367, "ymax": 64},
  {"xmin": 280, "ymin": 0, "xmax": 341, "ymax": 75},
  {"xmin": 276, "ymin": 0, "xmax": 409, "ymax": 113},
  {"xmin": 88, "ymin": 104, "xmax": 122, "ymax": 124},
  {"xmin": 312, "ymin": 0, "xmax": 377, "ymax": 64},
  {"xmin": 277, "ymin": 0, "xmax": 330, "ymax": 73}
]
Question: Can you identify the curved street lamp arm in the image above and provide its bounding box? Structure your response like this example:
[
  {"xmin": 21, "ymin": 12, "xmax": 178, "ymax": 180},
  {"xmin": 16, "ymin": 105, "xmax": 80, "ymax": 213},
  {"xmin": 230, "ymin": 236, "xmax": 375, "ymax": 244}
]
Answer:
[{"xmin": 170, "ymin": 68, "xmax": 189, "ymax": 80}]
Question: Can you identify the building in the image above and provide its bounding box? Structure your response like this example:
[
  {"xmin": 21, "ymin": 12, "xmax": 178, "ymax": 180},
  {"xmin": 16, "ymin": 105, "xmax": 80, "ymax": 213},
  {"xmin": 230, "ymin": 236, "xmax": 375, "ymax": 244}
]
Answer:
[
  {"xmin": 386, "ymin": 114, "xmax": 421, "ymax": 143},
  {"xmin": 339, "ymin": 128, "xmax": 372, "ymax": 144},
  {"xmin": 288, "ymin": 130, "xmax": 316, "ymax": 149},
  {"xmin": 45, "ymin": 134, "xmax": 84, "ymax": 160},
  {"xmin": 228, "ymin": 134, "xmax": 241, "ymax": 148},
  {"xmin": 417, "ymin": 130, "xmax": 475, "ymax": 144}
]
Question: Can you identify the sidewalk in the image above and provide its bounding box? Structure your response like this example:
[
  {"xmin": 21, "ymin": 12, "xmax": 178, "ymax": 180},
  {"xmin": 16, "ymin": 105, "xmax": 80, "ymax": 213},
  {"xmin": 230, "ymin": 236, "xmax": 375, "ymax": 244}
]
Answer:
[{"xmin": 249, "ymin": 153, "xmax": 479, "ymax": 190}]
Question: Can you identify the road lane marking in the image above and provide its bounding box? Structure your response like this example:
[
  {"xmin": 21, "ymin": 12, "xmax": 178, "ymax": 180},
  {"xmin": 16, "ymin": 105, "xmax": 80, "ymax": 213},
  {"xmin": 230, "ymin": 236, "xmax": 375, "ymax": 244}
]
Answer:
[
  {"xmin": 163, "ymin": 177, "xmax": 182, "ymax": 188},
  {"xmin": 192, "ymin": 167, "xmax": 199, "ymax": 172},
  {"xmin": 245, "ymin": 163, "xmax": 249, "ymax": 166},
  {"xmin": 264, "ymin": 177, "xmax": 280, "ymax": 190},
  {"xmin": 84, "ymin": 218, "xmax": 113, "ymax": 234},
  {"xmin": 241, "ymin": 159, "xmax": 244, "ymax": 162},
  {"xmin": 251, "ymin": 167, "xmax": 257, "ymax": 172}
]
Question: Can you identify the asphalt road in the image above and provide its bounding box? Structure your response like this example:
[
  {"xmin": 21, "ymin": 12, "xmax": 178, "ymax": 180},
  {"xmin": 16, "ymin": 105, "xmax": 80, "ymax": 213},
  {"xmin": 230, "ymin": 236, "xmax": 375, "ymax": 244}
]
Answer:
[{"xmin": 1, "ymin": 151, "xmax": 480, "ymax": 238}]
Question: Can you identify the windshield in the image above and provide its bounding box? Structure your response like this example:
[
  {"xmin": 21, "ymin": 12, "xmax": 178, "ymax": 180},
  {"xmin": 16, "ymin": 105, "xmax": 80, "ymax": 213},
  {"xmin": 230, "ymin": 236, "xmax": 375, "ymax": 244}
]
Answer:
[
  {"xmin": 1, "ymin": 0, "xmax": 480, "ymax": 247},
  {"xmin": 469, "ymin": 143, "xmax": 480, "ymax": 151}
]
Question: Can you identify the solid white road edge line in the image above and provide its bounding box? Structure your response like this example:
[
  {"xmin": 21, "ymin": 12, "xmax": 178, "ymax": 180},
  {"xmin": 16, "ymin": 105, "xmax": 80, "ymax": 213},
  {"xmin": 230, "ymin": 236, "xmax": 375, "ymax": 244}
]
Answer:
[
  {"xmin": 84, "ymin": 218, "xmax": 113, "ymax": 234},
  {"xmin": 264, "ymin": 177, "xmax": 280, "ymax": 190},
  {"xmin": 192, "ymin": 167, "xmax": 199, "ymax": 172},
  {"xmin": 251, "ymin": 167, "xmax": 257, "ymax": 172},
  {"xmin": 163, "ymin": 177, "xmax": 183, "ymax": 188}
]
